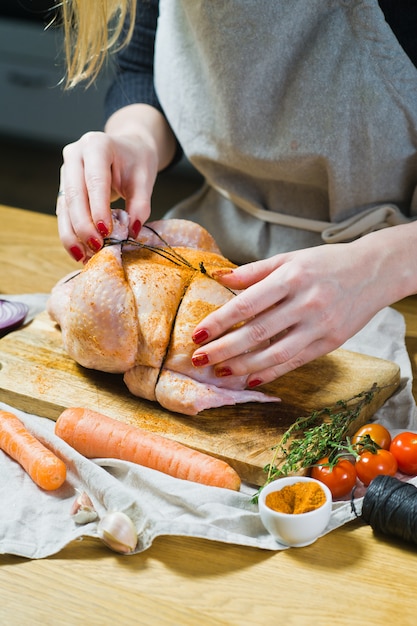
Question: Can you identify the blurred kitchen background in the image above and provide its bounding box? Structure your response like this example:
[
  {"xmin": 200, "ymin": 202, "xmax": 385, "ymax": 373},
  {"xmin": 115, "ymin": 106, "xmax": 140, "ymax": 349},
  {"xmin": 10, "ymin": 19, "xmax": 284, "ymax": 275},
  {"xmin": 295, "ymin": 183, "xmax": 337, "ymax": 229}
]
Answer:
[{"xmin": 0, "ymin": 1, "xmax": 202, "ymax": 217}]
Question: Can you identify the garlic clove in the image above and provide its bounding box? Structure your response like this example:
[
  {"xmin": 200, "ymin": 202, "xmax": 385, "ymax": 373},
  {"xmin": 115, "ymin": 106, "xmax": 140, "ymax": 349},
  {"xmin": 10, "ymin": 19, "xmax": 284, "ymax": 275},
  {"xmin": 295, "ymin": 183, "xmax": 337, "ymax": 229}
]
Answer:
[
  {"xmin": 70, "ymin": 491, "xmax": 98, "ymax": 524},
  {"xmin": 97, "ymin": 511, "xmax": 138, "ymax": 554}
]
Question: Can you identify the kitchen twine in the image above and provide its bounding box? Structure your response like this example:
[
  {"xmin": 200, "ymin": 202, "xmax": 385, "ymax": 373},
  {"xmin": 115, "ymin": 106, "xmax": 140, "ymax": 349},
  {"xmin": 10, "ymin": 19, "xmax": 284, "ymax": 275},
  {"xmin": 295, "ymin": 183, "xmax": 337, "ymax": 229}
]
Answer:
[{"xmin": 359, "ymin": 475, "xmax": 417, "ymax": 545}]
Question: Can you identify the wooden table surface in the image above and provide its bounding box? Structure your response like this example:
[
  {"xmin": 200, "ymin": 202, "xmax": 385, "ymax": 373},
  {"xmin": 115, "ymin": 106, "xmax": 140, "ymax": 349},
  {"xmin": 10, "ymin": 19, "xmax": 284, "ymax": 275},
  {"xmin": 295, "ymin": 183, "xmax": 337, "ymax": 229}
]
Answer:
[{"xmin": 1, "ymin": 204, "xmax": 417, "ymax": 626}]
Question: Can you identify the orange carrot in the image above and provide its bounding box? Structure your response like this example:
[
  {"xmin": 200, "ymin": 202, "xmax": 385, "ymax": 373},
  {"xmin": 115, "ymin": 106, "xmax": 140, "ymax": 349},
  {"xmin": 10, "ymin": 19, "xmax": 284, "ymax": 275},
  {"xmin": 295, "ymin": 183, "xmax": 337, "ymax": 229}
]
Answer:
[
  {"xmin": 55, "ymin": 407, "xmax": 241, "ymax": 491},
  {"xmin": 0, "ymin": 409, "xmax": 67, "ymax": 491}
]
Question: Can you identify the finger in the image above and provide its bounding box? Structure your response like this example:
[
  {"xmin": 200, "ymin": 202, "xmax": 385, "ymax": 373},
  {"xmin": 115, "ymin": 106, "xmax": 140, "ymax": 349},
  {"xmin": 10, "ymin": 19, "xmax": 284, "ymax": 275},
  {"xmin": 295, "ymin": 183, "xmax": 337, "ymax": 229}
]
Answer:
[
  {"xmin": 81, "ymin": 135, "xmax": 114, "ymax": 237},
  {"xmin": 244, "ymin": 337, "xmax": 337, "ymax": 387},
  {"xmin": 56, "ymin": 191, "xmax": 88, "ymax": 262},
  {"xmin": 56, "ymin": 154, "xmax": 102, "ymax": 262},
  {"xmin": 192, "ymin": 300, "xmax": 297, "ymax": 369},
  {"xmin": 123, "ymin": 159, "xmax": 157, "ymax": 239},
  {"xmin": 213, "ymin": 323, "xmax": 310, "ymax": 378},
  {"xmin": 124, "ymin": 184, "xmax": 152, "ymax": 239},
  {"xmin": 192, "ymin": 272, "xmax": 289, "ymax": 346},
  {"xmin": 60, "ymin": 143, "xmax": 102, "ymax": 250},
  {"xmin": 213, "ymin": 254, "xmax": 290, "ymax": 290},
  {"xmin": 65, "ymin": 135, "xmax": 114, "ymax": 236}
]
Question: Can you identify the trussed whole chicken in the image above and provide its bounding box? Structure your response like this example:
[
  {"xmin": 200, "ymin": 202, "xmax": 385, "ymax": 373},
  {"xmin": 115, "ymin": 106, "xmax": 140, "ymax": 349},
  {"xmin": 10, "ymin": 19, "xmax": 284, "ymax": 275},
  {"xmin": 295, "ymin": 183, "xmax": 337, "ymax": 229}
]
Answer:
[{"xmin": 47, "ymin": 210, "xmax": 280, "ymax": 415}]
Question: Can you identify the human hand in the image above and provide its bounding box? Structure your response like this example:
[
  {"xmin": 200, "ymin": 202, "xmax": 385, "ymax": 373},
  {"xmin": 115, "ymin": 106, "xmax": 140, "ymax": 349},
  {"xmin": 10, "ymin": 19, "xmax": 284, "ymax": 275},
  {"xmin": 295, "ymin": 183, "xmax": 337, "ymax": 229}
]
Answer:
[
  {"xmin": 56, "ymin": 129, "xmax": 158, "ymax": 262},
  {"xmin": 191, "ymin": 241, "xmax": 391, "ymax": 387}
]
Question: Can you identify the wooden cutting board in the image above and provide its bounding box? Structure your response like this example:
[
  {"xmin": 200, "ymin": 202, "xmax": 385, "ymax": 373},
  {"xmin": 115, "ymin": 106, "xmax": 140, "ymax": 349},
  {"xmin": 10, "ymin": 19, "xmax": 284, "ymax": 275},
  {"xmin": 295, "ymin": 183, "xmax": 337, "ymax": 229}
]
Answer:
[{"xmin": 0, "ymin": 312, "xmax": 400, "ymax": 485}]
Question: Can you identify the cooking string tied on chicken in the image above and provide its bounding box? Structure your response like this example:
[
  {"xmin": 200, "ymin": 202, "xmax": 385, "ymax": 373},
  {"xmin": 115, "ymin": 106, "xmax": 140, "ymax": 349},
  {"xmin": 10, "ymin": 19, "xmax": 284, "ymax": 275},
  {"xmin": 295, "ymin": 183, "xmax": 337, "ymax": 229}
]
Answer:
[{"xmin": 47, "ymin": 210, "xmax": 281, "ymax": 415}]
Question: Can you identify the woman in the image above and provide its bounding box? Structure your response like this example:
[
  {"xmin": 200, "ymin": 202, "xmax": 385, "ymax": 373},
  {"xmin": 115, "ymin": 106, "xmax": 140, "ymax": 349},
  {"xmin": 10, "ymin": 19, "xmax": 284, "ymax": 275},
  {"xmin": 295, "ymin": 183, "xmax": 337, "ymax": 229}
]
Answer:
[{"xmin": 56, "ymin": 0, "xmax": 417, "ymax": 390}]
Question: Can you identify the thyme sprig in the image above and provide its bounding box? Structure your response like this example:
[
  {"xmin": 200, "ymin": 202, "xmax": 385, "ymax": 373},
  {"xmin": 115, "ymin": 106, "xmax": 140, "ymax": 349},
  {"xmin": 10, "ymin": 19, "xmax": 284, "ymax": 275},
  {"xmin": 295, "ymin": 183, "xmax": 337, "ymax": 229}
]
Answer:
[{"xmin": 252, "ymin": 383, "xmax": 382, "ymax": 502}]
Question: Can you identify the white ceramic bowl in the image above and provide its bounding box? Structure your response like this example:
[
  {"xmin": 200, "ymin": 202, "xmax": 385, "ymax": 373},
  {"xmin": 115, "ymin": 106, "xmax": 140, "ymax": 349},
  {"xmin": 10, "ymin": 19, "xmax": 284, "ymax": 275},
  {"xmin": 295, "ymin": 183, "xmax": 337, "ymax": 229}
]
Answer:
[{"xmin": 258, "ymin": 476, "xmax": 332, "ymax": 547}]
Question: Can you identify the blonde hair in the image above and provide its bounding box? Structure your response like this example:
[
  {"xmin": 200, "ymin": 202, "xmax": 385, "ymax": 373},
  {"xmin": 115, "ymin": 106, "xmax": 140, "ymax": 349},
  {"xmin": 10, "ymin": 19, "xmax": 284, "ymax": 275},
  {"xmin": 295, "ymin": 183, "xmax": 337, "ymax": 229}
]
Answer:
[{"xmin": 58, "ymin": 0, "xmax": 136, "ymax": 88}]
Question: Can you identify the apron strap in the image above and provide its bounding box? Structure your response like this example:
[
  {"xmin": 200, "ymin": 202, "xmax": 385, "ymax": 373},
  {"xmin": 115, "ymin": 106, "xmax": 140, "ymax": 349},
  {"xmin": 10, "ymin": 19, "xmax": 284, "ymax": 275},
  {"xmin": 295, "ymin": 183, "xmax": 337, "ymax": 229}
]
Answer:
[
  {"xmin": 214, "ymin": 186, "xmax": 410, "ymax": 243},
  {"xmin": 321, "ymin": 205, "xmax": 410, "ymax": 242}
]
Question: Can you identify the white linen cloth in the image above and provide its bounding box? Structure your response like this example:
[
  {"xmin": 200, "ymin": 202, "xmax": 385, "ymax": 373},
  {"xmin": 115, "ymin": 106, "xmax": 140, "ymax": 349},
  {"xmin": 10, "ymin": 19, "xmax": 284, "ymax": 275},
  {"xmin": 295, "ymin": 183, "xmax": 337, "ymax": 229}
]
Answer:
[{"xmin": 0, "ymin": 295, "xmax": 416, "ymax": 559}]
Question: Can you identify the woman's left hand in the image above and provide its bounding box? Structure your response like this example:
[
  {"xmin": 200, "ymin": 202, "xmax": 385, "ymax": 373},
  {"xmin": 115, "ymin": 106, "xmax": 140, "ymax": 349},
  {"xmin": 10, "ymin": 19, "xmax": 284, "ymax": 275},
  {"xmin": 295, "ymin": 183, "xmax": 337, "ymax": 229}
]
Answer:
[{"xmin": 191, "ymin": 239, "xmax": 393, "ymax": 387}]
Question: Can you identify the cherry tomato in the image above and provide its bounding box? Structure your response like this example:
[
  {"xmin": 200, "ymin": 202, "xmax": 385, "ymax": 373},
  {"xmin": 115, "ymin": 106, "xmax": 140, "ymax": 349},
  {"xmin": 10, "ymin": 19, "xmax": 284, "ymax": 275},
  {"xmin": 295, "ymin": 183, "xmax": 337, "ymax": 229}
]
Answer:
[
  {"xmin": 310, "ymin": 457, "xmax": 357, "ymax": 499},
  {"xmin": 355, "ymin": 449, "xmax": 398, "ymax": 486},
  {"xmin": 351, "ymin": 423, "xmax": 391, "ymax": 451},
  {"xmin": 390, "ymin": 431, "xmax": 417, "ymax": 475}
]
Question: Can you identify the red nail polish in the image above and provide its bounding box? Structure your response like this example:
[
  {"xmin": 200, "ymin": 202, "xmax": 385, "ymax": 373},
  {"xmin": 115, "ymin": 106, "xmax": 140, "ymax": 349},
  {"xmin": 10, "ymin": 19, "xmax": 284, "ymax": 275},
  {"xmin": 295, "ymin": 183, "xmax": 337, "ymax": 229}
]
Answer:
[
  {"xmin": 132, "ymin": 219, "xmax": 141, "ymax": 239},
  {"xmin": 192, "ymin": 329, "xmax": 209, "ymax": 344},
  {"xmin": 87, "ymin": 236, "xmax": 102, "ymax": 252},
  {"xmin": 211, "ymin": 268, "xmax": 234, "ymax": 278},
  {"xmin": 215, "ymin": 366, "xmax": 233, "ymax": 377},
  {"xmin": 248, "ymin": 379, "xmax": 263, "ymax": 388},
  {"xmin": 70, "ymin": 245, "xmax": 84, "ymax": 262},
  {"xmin": 192, "ymin": 353, "xmax": 209, "ymax": 367},
  {"xmin": 96, "ymin": 221, "xmax": 110, "ymax": 237}
]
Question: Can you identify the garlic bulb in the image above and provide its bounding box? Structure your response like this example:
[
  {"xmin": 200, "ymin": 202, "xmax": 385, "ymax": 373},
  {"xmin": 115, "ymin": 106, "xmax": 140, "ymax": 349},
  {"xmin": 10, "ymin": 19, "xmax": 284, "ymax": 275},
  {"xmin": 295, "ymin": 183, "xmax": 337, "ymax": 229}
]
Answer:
[
  {"xmin": 70, "ymin": 491, "xmax": 98, "ymax": 524},
  {"xmin": 97, "ymin": 511, "xmax": 138, "ymax": 554}
]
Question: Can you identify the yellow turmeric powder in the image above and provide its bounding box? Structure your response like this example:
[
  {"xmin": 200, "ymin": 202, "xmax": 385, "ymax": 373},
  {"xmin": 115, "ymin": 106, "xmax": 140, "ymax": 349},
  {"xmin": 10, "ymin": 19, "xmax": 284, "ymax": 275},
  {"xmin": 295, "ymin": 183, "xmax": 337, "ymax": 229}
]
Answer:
[{"xmin": 265, "ymin": 481, "xmax": 326, "ymax": 514}]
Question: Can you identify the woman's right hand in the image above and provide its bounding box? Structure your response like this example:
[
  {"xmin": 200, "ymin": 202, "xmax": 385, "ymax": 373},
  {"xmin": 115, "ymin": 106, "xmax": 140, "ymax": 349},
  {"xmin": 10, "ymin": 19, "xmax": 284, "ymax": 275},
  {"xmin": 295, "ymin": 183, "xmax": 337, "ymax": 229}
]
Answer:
[{"xmin": 56, "ymin": 104, "xmax": 177, "ymax": 262}]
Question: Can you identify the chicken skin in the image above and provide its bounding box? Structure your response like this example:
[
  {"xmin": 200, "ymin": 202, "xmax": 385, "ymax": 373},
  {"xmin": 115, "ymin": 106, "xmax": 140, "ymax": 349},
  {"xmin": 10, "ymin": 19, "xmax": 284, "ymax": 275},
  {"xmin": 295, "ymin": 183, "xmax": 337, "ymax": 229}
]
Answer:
[{"xmin": 47, "ymin": 211, "xmax": 279, "ymax": 415}]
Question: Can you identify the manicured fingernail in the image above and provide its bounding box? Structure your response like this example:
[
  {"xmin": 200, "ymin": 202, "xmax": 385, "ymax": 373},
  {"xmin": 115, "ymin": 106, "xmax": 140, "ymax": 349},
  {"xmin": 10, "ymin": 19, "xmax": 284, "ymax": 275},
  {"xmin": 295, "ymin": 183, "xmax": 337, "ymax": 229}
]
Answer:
[
  {"xmin": 87, "ymin": 236, "xmax": 102, "ymax": 252},
  {"xmin": 248, "ymin": 379, "xmax": 263, "ymax": 388},
  {"xmin": 192, "ymin": 353, "xmax": 209, "ymax": 367},
  {"xmin": 132, "ymin": 219, "xmax": 141, "ymax": 238},
  {"xmin": 96, "ymin": 220, "xmax": 110, "ymax": 237},
  {"xmin": 211, "ymin": 268, "xmax": 234, "ymax": 278},
  {"xmin": 192, "ymin": 329, "xmax": 209, "ymax": 344},
  {"xmin": 70, "ymin": 245, "xmax": 84, "ymax": 262},
  {"xmin": 215, "ymin": 366, "xmax": 233, "ymax": 378}
]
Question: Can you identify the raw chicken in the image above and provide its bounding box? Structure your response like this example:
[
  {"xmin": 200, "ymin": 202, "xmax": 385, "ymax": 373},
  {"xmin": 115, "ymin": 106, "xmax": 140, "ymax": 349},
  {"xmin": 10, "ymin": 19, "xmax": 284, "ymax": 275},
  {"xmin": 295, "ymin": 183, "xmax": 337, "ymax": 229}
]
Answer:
[{"xmin": 47, "ymin": 210, "xmax": 280, "ymax": 415}]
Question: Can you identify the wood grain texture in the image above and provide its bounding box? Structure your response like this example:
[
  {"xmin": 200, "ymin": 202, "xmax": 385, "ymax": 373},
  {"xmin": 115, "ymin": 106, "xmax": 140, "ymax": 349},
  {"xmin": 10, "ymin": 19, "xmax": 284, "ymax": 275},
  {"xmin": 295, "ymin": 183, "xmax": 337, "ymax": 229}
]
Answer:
[
  {"xmin": 0, "ymin": 311, "xmax": 400, "ymax": 485},
  {"xmin": 0, "ymin": 205, "xmax": 79, "ymax": 295},
  {"xmin": 393, "ymin": 299, "xmax": 417, "ymax": 400}
]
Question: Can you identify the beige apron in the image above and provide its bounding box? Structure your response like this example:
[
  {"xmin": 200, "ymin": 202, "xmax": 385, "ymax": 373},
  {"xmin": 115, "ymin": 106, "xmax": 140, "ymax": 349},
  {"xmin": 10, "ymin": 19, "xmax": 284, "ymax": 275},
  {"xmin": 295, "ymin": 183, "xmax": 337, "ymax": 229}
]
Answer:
[{"xmin": 154, "ymin": 0, "xmax": 417, "ymax": 263}]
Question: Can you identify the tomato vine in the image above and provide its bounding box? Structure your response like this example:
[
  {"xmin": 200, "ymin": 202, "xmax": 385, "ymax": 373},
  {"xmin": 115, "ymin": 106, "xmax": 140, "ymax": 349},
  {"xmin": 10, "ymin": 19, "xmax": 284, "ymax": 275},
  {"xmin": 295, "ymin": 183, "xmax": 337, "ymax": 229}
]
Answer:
[{"xmin": 252, "ymin": 383, "xmax": 392, "ymax": 502}]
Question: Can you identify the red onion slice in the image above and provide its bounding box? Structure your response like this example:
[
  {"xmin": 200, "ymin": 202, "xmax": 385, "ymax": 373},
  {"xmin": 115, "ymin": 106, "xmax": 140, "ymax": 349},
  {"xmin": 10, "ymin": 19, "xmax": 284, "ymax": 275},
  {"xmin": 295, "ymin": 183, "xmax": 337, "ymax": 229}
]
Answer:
[{"xmin": 0, "ymin": 299, "xmax": 29, "ymax": 336}]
